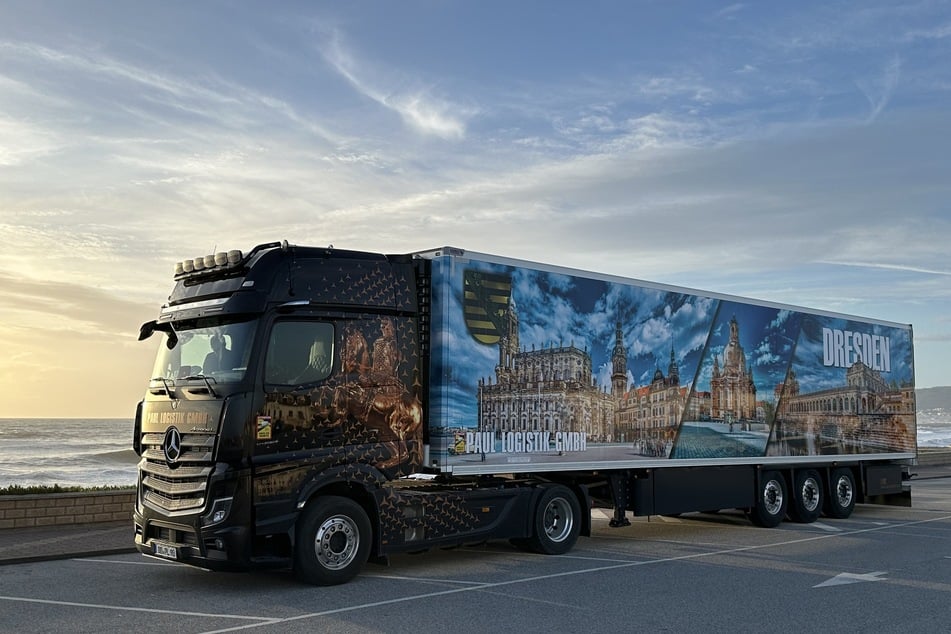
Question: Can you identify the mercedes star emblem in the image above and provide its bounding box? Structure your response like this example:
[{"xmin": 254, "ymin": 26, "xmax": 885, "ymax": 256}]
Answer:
[{"xmin": 163, "ymin": 427, "xmax": 182, "ymax": 464}]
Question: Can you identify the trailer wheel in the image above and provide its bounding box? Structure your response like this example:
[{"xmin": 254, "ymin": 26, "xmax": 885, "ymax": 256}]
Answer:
[
  {"xmin": 788, "ymin": 469, "xmax": 822, "ymax": 523},
  {"xmin": 824, "ymin": 468, "xmax": 856, "ymax": 519},
  {"xmin": 748, "ymin": 470, "xmax": 787, "ymax": 528},
  {"xmin": 295, "ymin": 496, "xmax": 370, "ymax": 586},
  {"xmin": 526, "ymin": 485, "xmax": 581, "ymax": 555}
]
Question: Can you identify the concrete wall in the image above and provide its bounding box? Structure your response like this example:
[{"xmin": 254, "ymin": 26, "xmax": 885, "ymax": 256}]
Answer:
[{"xmin": 0, "ymin": 489, "xmax": 135, "ymax": 530}]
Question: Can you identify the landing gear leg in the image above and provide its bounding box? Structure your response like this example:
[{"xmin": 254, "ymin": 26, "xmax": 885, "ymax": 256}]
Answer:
[{"xmin": 609, "ymin": 471, "xmax": 631, "ymax": 527}]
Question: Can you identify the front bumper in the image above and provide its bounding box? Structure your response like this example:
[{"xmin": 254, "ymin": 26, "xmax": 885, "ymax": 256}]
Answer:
[{"xmin": 133, "ymin": 508, "xmax": 252, "ymax": 571}]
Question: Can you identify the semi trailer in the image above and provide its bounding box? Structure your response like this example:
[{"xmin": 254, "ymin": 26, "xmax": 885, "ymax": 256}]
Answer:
[{"xmin": 134, "ymin": 242, "xmax": 916, "ymax": 584}]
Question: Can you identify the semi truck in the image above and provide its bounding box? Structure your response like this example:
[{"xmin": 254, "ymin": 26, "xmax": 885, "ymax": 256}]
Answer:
[{"xmin": 134, "ymin": 242, "xmax": 917, "ymax": 585}]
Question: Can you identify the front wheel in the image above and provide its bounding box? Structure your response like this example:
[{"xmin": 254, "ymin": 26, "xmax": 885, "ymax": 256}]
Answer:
[
  {"xmin": 748, "ymin": 470, "xmax": 787, "ymax": 528},
  {"xmin": 295, "ymin": 496, "xmax": 371, "ymax": 586},
  {"xmin": 526, "ymin": 485, "xmax": 581, "ymax": 555}
]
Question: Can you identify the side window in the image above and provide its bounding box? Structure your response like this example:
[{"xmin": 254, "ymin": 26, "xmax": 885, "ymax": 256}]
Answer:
[{"xmin": 265, "ymin": 322, "xmax": 334, "ymax": 385}]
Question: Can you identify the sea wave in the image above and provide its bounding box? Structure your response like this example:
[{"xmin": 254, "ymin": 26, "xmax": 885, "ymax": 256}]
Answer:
[
  {"xmin": 0, "ymin": 468, "xmax": 137, "ymax": 489},
  {"xmin": 96, "ymin": 449, "xmax": 141, "ymax": 465}
]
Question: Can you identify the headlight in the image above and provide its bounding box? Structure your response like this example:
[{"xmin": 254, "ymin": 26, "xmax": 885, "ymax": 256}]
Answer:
[{"xmin": 202, "ymin": 497, "xmax": 233, "ymax": 527}]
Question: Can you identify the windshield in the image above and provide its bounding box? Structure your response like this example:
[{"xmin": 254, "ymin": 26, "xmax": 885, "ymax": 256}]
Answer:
[{"xmin": 150, "ymin": 318, "xmax": 256, "ymax": 384}]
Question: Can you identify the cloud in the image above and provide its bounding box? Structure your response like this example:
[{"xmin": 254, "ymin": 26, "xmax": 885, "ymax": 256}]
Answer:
[
  {"xmin": 715, "ymin": 4, "xmax": 747, "ymax": 19},
  {"xmin": 856, "ymin": 56, "xmax": 901, "ymax": 124},
  {"xmin": 816, "ymin": 260, "xmax": 951, "ymax": 277},
  {"xmin": 318, "ymin": 29, "xmax": 471, "ymax": 140},
  {"xmin": 917, "ymin": 332, "xmax": 951, "ymax": 342},
  {"xmin": 902, "ymin": 23, "xmax": 951, "ymax": 42},
  {"xmin": 0, "ymin": 37, "xmax": 343, "ymax": 152},
  {"xmin": 0, "ymin": 115, "xmax": 62, "ymax": 166},
  {"xmin": 0, "ymin": 40, "xmax": 230, "ymax": 107},
  {"xmin": 0, "ymin": 271, "xmax": 155, "ymax": 337}
]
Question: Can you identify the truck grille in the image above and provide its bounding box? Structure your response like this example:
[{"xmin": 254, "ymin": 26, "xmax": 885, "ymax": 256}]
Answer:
[{"xmin": 140, "ymin": 432, "xmax": 215, "ymax": 514}]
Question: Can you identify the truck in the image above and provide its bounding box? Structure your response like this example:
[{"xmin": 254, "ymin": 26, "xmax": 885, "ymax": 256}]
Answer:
[{"xmin": 134, "ymin": 241, "xmax": 917, "ymax": 585}]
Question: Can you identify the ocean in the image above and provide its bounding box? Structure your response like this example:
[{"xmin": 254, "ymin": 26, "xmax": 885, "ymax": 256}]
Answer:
[
  {"xmin": 2, "ymin": 413, "xmax": 951, "ymax": 489},
  {"xmin": 917, "ymin": 408, "xmax": 951, "ymax": 448},
  {"xmin": 0, "ymin": 418, "xmax": 139, "ymax": 489}
]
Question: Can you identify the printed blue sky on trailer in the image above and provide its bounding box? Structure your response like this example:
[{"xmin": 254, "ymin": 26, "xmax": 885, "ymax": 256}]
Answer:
[
  {"xmin": 792, "ymin": 315, "xmax": 915, "ymax": 392},
  {"xmin": 430, "ymin": 255, "xmax": 719, "ymax": 429},
  {"xmin": 691, "ymin": 301, "xmax": 804, "ymax": 409}
]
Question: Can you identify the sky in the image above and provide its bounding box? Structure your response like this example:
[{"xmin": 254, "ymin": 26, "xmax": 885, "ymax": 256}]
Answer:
[{"xmin": 1, "ymin": 1, "xmax": 949, "ymax": 418}]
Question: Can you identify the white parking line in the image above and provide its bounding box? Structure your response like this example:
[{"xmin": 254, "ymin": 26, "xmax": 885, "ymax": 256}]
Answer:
[
  {"xmin": 71, "ymin": 557, "xmax": 178, "ymax": 566},
  {"xmin": 0, "ymin": 595, "xmax": 279, "ymax": 623},
  {"xmin": 809, "ymin": 522, "xmax": 842, "ymax": 532},
  {"xmin": 813, "ymin": 571, "xmax": 888, "ymax": 587},
  {"xmin": 364, "ymin": 573, "xmax": 486, "ymax": 585}
]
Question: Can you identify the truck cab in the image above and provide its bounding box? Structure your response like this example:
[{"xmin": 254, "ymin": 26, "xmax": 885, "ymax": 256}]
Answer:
[{"xmin": 133, "ymin": 241, "xmax": 428, "ymax": 578}]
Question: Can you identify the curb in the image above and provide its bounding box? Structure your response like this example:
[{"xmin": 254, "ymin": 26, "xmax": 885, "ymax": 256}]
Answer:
[{"xmin": 0, "ymin": 547, "xmax": 138, "ymax": 567}]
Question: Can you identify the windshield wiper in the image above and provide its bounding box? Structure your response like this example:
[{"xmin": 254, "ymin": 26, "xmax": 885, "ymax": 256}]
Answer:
[
  {"xmin": 182, "ymin": 374, "xmax": 220, "ymax": 398},
  {"xmin": 151, "ymin": 377, "xmax": 178, "ymax": 399}
]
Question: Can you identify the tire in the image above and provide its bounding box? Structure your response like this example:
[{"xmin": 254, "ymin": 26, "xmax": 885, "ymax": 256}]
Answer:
[
  {"xmin": 788, "ymin": 469, "xmax": 823, "ymax": 524},
  {"xmin": 824, "ymin": 468, "xmax": 856, "ymax": 519},
  {"xmin": 748, "ymin": 470, "xmax": 788, "ymax": 528},
  {"xmin": 526, "ymin": 485, "xmax": 581, "ymax": 555},
  {"xmin": 295, "ymin": 496, "xmax": 371, "ymax": 586}
]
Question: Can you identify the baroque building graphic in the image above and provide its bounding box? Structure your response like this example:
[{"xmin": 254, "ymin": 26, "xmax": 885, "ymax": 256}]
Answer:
[
  {"xmin": 710, "ymin": 316, "xmax": 758, "ymax": 423},
  {"xmin": 769, "ymin": 360, "xmax": 915, "ymax": 455},
  {"xmin": 477, "ymin": 296, "xmax": 615, "ymax": 442},
  {"xmin": 475, "ymin": 293, "xmax": 697, "ymax": 457},
  {"xmin": 615, "ymin": 339, "xmax": 687, "ymax": 457}
]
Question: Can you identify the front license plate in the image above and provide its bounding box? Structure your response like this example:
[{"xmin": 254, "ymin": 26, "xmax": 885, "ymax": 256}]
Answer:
[{"xmin": 153, "ymin": 542, "xmax": 178, "ymax": 560}]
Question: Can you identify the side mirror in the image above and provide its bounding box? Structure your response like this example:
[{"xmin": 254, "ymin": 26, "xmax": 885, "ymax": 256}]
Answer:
[
  {"xmin": 133, "ymin": 400, "xmax": 143, "ymax": 456},
  {"xmin": 138, "ymin": 321, "xmax": 156, "ymax": 341},
  {"xmin": 138, "ymin": 320, "xmax": 178, "ymax": 349}
]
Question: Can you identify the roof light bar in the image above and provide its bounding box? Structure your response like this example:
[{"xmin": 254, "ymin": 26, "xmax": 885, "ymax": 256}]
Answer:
[{"xmin": 173, "ymin": 250, "xmax": 244, "ymax": 278}]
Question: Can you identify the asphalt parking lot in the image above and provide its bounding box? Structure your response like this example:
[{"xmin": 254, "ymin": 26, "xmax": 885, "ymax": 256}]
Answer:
[{"xmin": 2, "ymin": 476, "xmax": 950, "ymax": 634}]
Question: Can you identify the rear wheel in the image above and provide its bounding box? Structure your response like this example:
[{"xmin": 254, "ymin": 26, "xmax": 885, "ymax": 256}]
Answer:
[
  {"xmin": 788, "ymin": 469, "xmax": 823, "ymax": 523},
  {"xmin": 526, "ymin": 485, "xmax": 581, "ymax": 555},
  {"xmin": 295, "ymin": 496, "xmax": 371, "ymax": 586},
  {"xmin": 824, "ymin": 468, "xmax": 856, "ymax": 519},
  {"xmin": 748, "ymin": 470, "xmax": 787, "ymax": 528}
]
